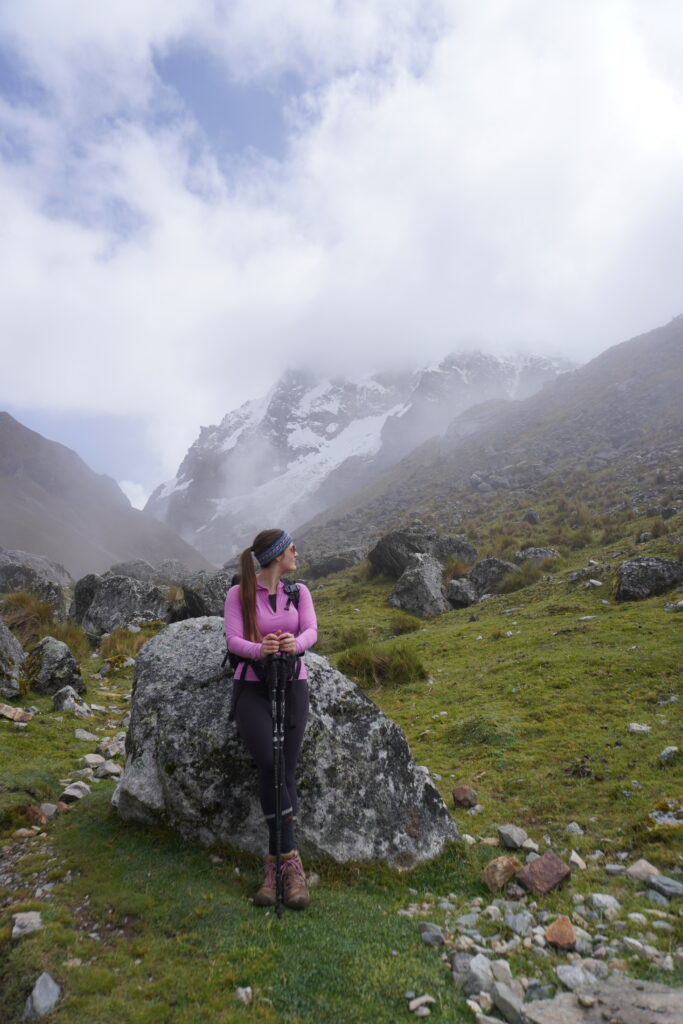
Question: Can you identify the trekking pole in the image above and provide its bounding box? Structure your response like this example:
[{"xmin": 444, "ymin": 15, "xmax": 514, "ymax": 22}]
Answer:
[{"xmin": 269, "ymin": 654, "xmax": 285, "ymax": 919}]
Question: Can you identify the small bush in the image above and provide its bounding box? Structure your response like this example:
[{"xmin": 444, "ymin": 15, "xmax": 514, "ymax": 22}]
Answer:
[
  {"xmin": 651, "ymin": 518, "xmax": 667, "ymax": 539},
  {"xmin": 385, "ymin": 612, "xmax": 421, "ymax": 637},
  {"xmin": 443, "ymin": 557, "xmax": 471, "ymax": 582},
  {"xmin": 496, "ymin": 560, "xmax": 542, "ymax": 594},
  {"xmin": 99, "ymin": 621, "xmax": 165, "ymax": 660},
  {"xmin": 446, "ymin": 714, "xmax": 517, "ymax": 750},
  {"xmin": 567, "ymin": 525, "xmax": 593, "ymax": 550},
  {"xmin": 336, "ymin": 643, "xmax": 427, "ymax": 687},
  {"xmin": 0, "ymin": 593, "xmax": 90, "ymax": 659}
]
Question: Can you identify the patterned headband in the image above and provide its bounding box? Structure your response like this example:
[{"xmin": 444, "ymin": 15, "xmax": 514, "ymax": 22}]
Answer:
[{"xmin": 255, "ymin": 531, "xmax": 294, "ymax": 567}]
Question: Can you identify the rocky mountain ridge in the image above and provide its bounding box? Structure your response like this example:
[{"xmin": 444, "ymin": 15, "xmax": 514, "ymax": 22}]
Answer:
[
  {"xmin": 146, "ymin": 352, "xmax": 570, "ymax": 563},
  {"xmin": 297, "ymin": 315, "xmax": 683, "ymax": 559},
  {"xmin": 0, "ymin": 413, "xmax": 212, "ymax": 578}
]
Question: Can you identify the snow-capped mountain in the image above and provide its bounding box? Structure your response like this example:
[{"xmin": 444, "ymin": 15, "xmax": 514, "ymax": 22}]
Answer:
[{"xmin": 145, "ymin": 353, "xmax": 571, "ymax": 563}]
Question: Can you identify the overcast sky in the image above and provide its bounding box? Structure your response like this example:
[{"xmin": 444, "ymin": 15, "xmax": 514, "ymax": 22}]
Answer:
[{"xmin": 1, "ymin": 1, "xmax": 682, "ymax": 508}]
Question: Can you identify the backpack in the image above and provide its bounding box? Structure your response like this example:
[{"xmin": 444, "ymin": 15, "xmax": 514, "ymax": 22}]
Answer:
[{"xmin": 222, "ymin": 577, "xmax": 302, "ymax": 678}]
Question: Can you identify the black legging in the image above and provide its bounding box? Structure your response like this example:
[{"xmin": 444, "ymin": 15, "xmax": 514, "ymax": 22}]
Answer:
[{"xmin": 234, "ymin": 677, "xmax": 309, "ymax": 828}]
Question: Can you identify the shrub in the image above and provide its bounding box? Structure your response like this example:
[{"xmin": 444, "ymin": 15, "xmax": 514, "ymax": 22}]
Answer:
[
  {"xmin": 385, "ymin": 612, "xmax": 421, "ymax": 636},
  {"xmin": 496, "ymin": 560, "xmax": 542, "ymax": 594},
  {"xmin": 446, "ymin": 714, "xmax": 517, "ymax": 750},
  {"xmin": 651, "ymin": 518, "xmax": 667, "ymax": 539},
  {"xmin": 443, "ymin": 557, "xmax": 471, "ymax": 582},
  {"xmin": 99, "ymin": 621, "xmax": 165, "ymax": 660},
  {"xmin": 0, "ymin": 593, "xmax": 90, "ymax": 659},
  {"xmin": 336, "ymin": 643, "xmax": 427, "ymax": 687}
]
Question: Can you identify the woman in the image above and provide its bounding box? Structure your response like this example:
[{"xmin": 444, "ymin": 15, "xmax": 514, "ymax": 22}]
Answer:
[{"xmin": 224, "ymin": 528, "xmax": 318, "ymax": 910}]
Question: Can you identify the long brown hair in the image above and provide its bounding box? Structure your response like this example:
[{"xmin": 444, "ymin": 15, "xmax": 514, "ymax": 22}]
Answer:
[{"xmin": 239, "ymin": 529, "xmax": 285, "ymax": 643}]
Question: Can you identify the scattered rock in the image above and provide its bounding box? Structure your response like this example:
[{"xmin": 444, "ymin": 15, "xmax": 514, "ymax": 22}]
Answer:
[
  {"xmin": 544, "ymin": 916, "xmax": 576, "ymax": 951},
  {"xmin": 516, "ymin": 852, "xmax": 571, "ymax": 895},
  {"xmin": 523, "ymin": 975, "xmax": 683, "ymax": 1023},
  {"xmin": 71, "ymin": 573, "xmax": 173, "ymax": 634},
  {"xmin": 491, "ymin": 979, "xmax": 523, "ymax": 1023},
  {"xmin": 445, "ymin": 577, "xmax": 478, "ymax": 608},
  {"xmin": 306, "ymin": 550, "xmax": 362, "ymax": 579},
  {"xmin": 0, "ymin": 702, "xmax": 32, "ymax": 722},
  {"xmin": 367, "ymin": 526, "xmax": 476, "ymax": 581},
  {"xmin": 628, "ymin": 722, "xmax": 650, "ymax": 735},
  {"xmin": 22, "ymin": 972, "xmax": 61, "ymax": 1019},
  {"xmin": 499, "ymin": 824, "xmax": 528, "ymax": 849},
  {"xmin": 234, "ymin": 986, "xmax": 252, "ymax": 1006},
  {"xmin": 565, "ymin": 821, "xmax": 584, "ymax": 835},
  {"xmin": 625, "ymin": 858, "xmax": 660, "ymax": 882},
  {"xmin": 587, "ymin": 893, "xmax": 621, "ymax": 919},
  {"xmin": 74, "ymin": 729, "xmax": 98, "ymax": 742},
  {"xmin": 659, "ymin": 746, "xmax": 680, "ymax": 765},
  {"xmin": 482, "ymin": 856, "xmax": 523, "ymax": 892},
  {"xmin": 568, "ymin": 850, "xmax": 586, "ymax": 871},
  {"xmin": 59, "ymin": 781, "xmax": 91, "ymax": 803},
  {"xmin": 11, "ymin": 911, "xmax": 43, "ymax": 939},
  {"xmin": 418, "ymin": 922, "xmax": 445, "ymax": 946},
  {"xmin": 468, "ymin": 558, "xmax": 517, "ymax": 597},
  {"xmin": 647, "ymin": 875, "xmax": 683, "ymax": 899},
  {"xmin": 52, "ymin": 685, "xmax": 91, "ymax": 717},
  {"xmin": 555, "ymin": 963, "xmax": 600, "ymax": 992},
  {"xmin": 513, "ymin": 547, "xmax": 558, "ymax": 565},
  {"xmin": 464, "ymin": 953, "xmax": 494, "ymax": 995},
  {"xmin": 452, "ymin": 785, "xmax": 478, "ymax": 808},
  {"xmin": 408, "ymin": 994, "xmax": 436, "ymax": 1012}
]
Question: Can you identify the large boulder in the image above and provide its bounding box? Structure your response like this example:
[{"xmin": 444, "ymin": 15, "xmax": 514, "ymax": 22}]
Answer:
[
  {"xmin": 306, "ymin": 550, "xmax": 362, "ymax": 579},
  {"xmin": 368, "ymin": 525, "xmax": 477, "ymax": 580},
  {"xmin": 0, "ymin": 620, "xmax": 24, "ymax": 699},
  {"xmin": 24, "ymin": 637, "xmax": 85, "ymax": 696},
  {"xmin": 180, "ymin": 570, "xmax": 233, "ymax": 617},
  {"xmin": 468, "ymin": 557, "xmax": 517, "ymax": 597},
  {"xmin": 615, "ymin": 557, "xmax": 683, "ymax": 601},
  {"xmin": 445, "ymin": 577, "xmax": 478, "ymax": 608},
  {"xmin": 388, "ymin": 554, "xmax": 448, "ymax": 617},
  {"xmin": 106, "ymin": 559, "xmax": 159, "ymax": 583},
  {"xmin": 113, "ymin": 618, "xmax": 458, "ymax": 865},
  {"xmin": 71, "ymin": 574, "xmax": 174, "ymax": 634},
  {"xmin": 0, "ymin": 549, "xmax": 73, "ymax": 620}
]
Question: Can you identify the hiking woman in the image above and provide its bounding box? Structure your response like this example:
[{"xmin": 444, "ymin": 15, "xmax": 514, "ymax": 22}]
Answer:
[{"xmin": 224, "ymin": 529, "xmax": 317, "ymax": 909}]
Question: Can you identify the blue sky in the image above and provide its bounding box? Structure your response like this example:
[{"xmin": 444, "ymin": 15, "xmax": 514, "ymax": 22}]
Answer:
[{"xmin": 1, "ymin": 1, "xmax": 682, "ymax": 507}]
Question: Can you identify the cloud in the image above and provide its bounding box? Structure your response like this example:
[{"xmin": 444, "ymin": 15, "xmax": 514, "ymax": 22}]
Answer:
[{"xmin": 1, "ymin": 1, "xmax": 682, "ymax": 487}]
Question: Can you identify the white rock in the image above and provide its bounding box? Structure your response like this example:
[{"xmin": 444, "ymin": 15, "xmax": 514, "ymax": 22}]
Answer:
[
  {"xmin": 12, "ymin": 911, "xmax": 43, "ymax": 940},
  {"xmin": 234, "ymin": 986, "xmax": 252, "ymax": 1005},
  {"xmin": 628, "ymin": 722, "xmax": 650, "ymax": 734},
  {"xmin": 659, "ymin": 746, "xmax": 679, "ymax": 765},
  {"xmin": 23, "ymin": 972, "xmax": 60, "ymax": 1018},
  {"xmin": 565, "ymin": 821, "xmax": 584, "ymax": 835},
  {"xmin": 569, "ymin": 849, "xmax": 587, "ymax": 870},
  {"xmin": 408, "ymin": 995, "xmax": 436, "ymax": 1011}
]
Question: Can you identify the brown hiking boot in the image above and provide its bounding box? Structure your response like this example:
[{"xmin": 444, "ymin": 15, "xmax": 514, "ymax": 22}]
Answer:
[
  {"xmin": 280, "ymin": 850, "xmax": 310, "ymax": 910},
  {"xmin": 253, "ymin": 855, "xmax": 276, "ymax": 907}
]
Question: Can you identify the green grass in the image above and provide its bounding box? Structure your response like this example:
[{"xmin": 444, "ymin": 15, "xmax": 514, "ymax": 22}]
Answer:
[{"xmin": 1, "ymin": 499, "xmax": 682, "ymax": 1021}]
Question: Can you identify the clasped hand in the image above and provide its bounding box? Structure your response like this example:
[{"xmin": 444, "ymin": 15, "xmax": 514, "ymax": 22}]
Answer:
[{"xmin": 260, "ymin": 630, "xmax": 296, "ymax": 657}]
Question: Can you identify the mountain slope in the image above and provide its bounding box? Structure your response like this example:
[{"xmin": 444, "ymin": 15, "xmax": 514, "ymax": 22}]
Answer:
[
  {"xmin": 0, "ymin": 413, "xmax": 213, "ymax": 577},
  {"xmin": 146, "ymin": 353, "xmax": 569, "ymax": 563},
  {"xmin": 297, "ymin": 314, "xmax": 683, "ymax": 556}
]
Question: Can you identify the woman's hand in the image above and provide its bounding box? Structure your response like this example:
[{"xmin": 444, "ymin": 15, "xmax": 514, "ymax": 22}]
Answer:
[
  {"xmin": 259, "ymin": 633, "xmax": 280, "ymax": 657},
  {"xmin": 277, "ymin": 632, "xmax": 297, "ymax": 654}
]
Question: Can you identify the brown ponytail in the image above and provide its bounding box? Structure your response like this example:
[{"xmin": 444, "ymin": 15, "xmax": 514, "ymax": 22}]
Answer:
[{"xmin": 239, "ymin": 529, "xmax": 286, "ymax": 643}]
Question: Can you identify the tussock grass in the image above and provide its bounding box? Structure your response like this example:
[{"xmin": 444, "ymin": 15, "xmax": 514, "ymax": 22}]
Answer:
[
  {"xmin": 99, "ymin": 621, "xmax": 165, "ymax": 660},
  {"xmin": 336, "ymin": 643, "xmax": 428, "ymax": 687},
  {"xmin": 1, "ymin": 592, "xmax": 90, "ymax": 660},
  {"xmin": 496, "ymin": 560, "xmax": 543, "ymax": 593},
  {"xmin": 384, "ymin": 611, "xmax": 421, "ymax": 637}
]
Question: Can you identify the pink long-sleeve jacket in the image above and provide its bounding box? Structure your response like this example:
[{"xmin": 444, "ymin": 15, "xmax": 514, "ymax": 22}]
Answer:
[{"xmin": 224, "ymin": 579, "xmax": 318, "ymax": 681}]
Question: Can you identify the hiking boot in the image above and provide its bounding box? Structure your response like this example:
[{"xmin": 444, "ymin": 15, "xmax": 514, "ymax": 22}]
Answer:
[
  {"xmin": 280, "ymin": 850, "xmax": 310, "ymax": 910},
  {"xmin": 253, "ymin": 855, "xmax": 277, "ymax": 907}
]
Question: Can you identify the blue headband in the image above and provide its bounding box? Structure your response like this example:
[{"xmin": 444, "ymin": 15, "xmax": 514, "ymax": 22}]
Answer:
[{"xmin": 256, "ymin": 531, "xmax": 293, "ymax": 567}]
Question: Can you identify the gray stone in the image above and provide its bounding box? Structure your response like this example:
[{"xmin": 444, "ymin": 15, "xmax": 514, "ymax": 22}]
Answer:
[
  {"xmin": 306, "ymin": 550, "xmax": 362, "ymax": 579},
  {"xmin": 71, "ymin": 573, "xmax": 174, "ymax": 634},
  {"xmin": 24, "ymin": 637, "xmax": 84, "ymax": 696},
  {"xmin": 491, "ymin": 980, "xmax": 523, "ymax": 1023},
  {"xmin": 113, "ymin": 619, "xmax": 458, "ymax": 864},
  {"xmin": 521, "ymin": 975, "xmax": 683, "ymax": 1023},
  {"xmin": 445, "ymin": 577, "xmax": 478, "ymax": 608},
  {"xmin": 565, "ymin": 821, "xmax": 584, "ymax": 834},
  {"xmin": 587, "ymin": 893, "xmax": 621, "ymax": 918},
  {"xmin": 74, "ymin": 728, "xmax": 98, "ymax": 741},
  {"xmin": 95, "ymin": 759, "xmax": 123, "ymax": 778},
  {"xmin": 22, "ymin": 972, "xmax": 61, "ymax": 1019},
  {"xmin": 615, "ymin": 557, "xmax": 683, "ymax": 601},
  {"xmin": 555, "ymin": 964, "xmax": 600, "ymax": 991},
  {"xmin": 418, "ymin": 922, "xmax": 445, "ymax": 946},
  {"xmin": 388, "ymin": 553, "xmax": 448, "ymax": 617},
  {"xmin": 0, "ymin": 549, "xmax": 72, "ymax": 620},
  {"xmin": 645, "ymin": 889, "xmax": 670, "ymax": 907},
  {"xmin": 468, "ymin": 558, "xmax": 517, "ymax": 597},
  {"xmin": 498, "ymin": 824, "xmax": 528, "ymax": 849},
  {"xmin": 659, "ymin": 746, "xmax": 680, "ymax": 765},
  {"xmin": 60, "ymin": 781, "xmax": 91, "ymax": 803},
  {"xmin": 12, "ymin": 911, "xmax": 43, "ymax": 939},
  {"xmin": 513, "ymin": 547, "xmax": 559, "ymax": 566},
  {"xmin": 98, "ymin": 736, "xmax": 125, "ymax": 758},
  {"xmin": 504, "ymin": 909, "xmax": 534, "ymax": 936},
  {"xmin": 52, "ymin": 685, "xmax": 90, "ymax": 716},
  {"xmin": 464, "ymin": 953, "xmax": 494, "ymax": 995},
  {"xmin": 647, "ymin": 874, "xmax": 683, "ymax": 899},
  {"xmin": 368, "ymin": 527, "xmax": 477, "ymax": 580},
  {"xmin": 0, "ymin": 620, "xmax": 24, "ymax": 699}
]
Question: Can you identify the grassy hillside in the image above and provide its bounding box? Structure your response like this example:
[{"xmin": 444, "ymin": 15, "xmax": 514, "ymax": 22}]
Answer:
[{"xmin": 0, "ymin": 497, "xmax": 681, "ymax": 1022}]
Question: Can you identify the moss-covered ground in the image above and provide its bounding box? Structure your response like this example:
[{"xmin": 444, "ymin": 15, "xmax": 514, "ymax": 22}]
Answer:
[{"xmin": 0, "ymin": 496, "xmax": 682, "ymax": 1022}]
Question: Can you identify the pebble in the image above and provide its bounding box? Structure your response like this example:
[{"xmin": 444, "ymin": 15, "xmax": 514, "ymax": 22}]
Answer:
[
  {"xmin": 659, "ymin": 746, "xmax": 680, "ymax": 764},
  {"xmin": 628, "ymin": 722, "xmax": 651, "ymax": 734},
  {"xmin": 23, "ymin": 973, "xmax": 61, "ymax": 1019},
  {"xmin": 408, "ymin": 994, "xmax": 435, "ymax": 1011},
  {"xmin": 234, "ymin": 986, "xmax": 252, "ymax": 1005},
  {"xmin": 565, "ymin": 821, "xmax": 584, "ymax": 835}
]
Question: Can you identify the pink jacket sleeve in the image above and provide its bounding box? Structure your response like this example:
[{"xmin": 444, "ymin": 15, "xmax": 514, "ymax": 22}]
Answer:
[
  {"xmin": 294, "ymin": 584, "xmax": 318, "ymax": 655},
  {"xmin": 224, "ymin": 585, "xmax": 262, "ymax": 661}
]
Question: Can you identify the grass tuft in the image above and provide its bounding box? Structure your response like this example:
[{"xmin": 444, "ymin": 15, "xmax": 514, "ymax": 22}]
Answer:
[{"xmin": 336, "ymin": 643, "xmax": 428, "ymax": 687}]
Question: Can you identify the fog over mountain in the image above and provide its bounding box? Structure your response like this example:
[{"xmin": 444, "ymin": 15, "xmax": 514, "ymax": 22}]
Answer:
[{"xmin": 146, "ymin": 351, "xmax": 570, "ymax": 563}]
